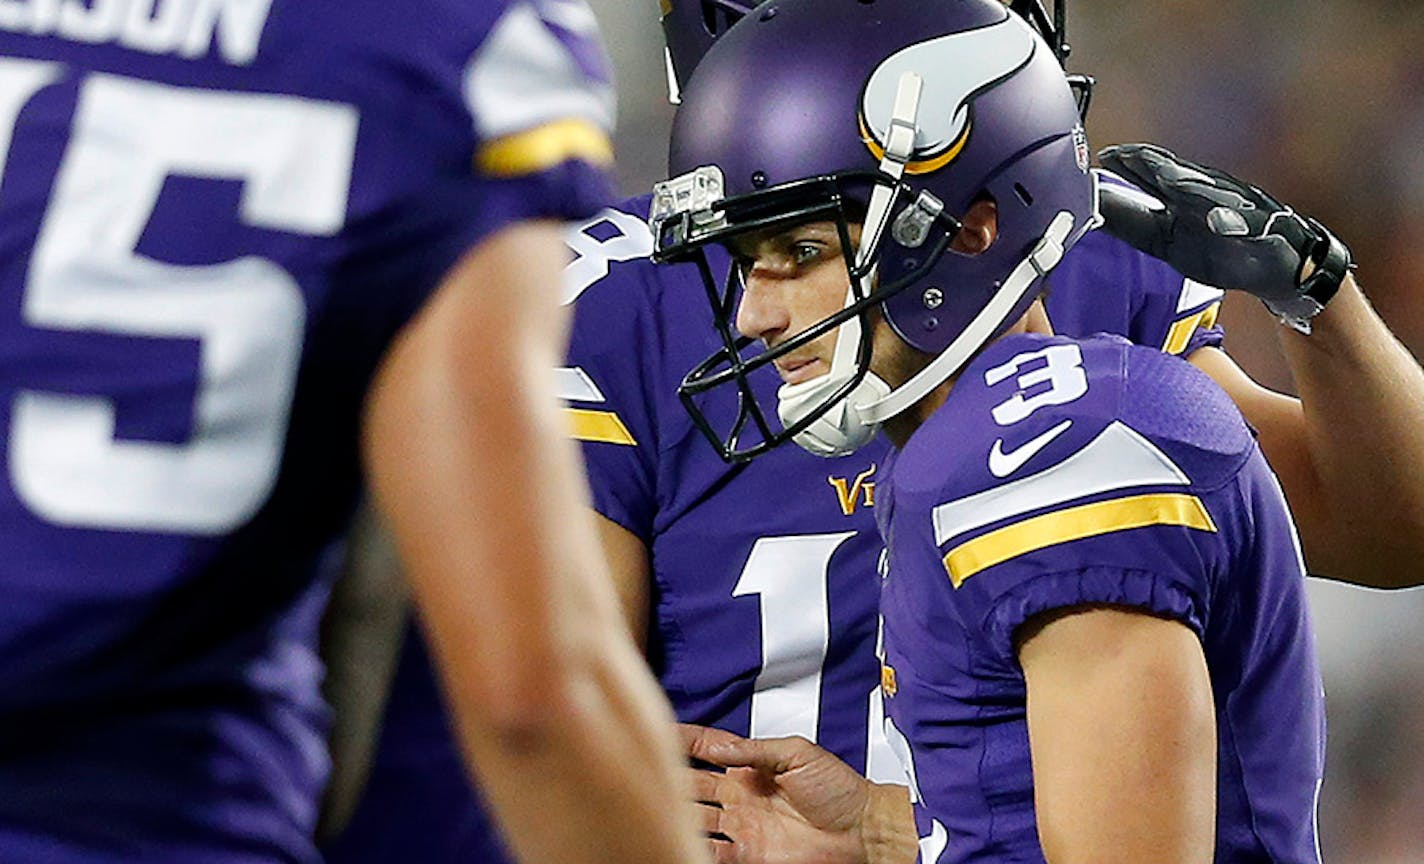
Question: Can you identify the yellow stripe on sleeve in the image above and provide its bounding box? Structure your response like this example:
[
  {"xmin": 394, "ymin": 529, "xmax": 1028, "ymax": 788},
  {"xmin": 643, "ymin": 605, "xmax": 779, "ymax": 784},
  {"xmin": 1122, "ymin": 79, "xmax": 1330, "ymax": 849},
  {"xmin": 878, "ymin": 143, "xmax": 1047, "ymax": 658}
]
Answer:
[
  {"xmin": 563, "ymin": 408, "xmax": 636, "ymax": 446},
  {"xmin": 475, "ymin": 118, "xmax": 614, "ymax": 177},
  {"xmin": 942, "ymin": 492, "xmax": 1217, "ymax": 588},
  {"xmin": 1198, "ymin": 301, "xmax": 1220, "ymax": 330},
  {"xmin": 1162, "ymin": 302, "xmax": 1222, "ymax": 355}
]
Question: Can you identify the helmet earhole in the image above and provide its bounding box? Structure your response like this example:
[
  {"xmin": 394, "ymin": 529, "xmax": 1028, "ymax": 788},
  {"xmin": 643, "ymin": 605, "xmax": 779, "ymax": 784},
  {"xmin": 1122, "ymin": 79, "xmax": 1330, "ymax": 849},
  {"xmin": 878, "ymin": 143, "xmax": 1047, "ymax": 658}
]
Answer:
[{"xmin": 751, "ymin": 171, "xmax": 768, "ymax": 188}]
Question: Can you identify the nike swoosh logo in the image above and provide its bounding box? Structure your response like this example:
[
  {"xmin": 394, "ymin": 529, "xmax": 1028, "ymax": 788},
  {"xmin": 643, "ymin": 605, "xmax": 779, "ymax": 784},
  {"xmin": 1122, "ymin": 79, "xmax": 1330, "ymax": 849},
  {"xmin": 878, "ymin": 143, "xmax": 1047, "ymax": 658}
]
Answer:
[{"xmin": 988, "ymin": 419, "xmax": 1073, "ymax": 478}]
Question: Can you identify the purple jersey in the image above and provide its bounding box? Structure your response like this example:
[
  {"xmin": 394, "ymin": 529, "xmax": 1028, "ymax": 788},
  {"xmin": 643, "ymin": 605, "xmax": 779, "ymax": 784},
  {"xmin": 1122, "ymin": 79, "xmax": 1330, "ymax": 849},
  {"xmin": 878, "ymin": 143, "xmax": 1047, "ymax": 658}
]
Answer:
[
  {"xmin": 879, "ymin": 333, "xmax": 1324, "ymax": 863},
  {"xmin": 338, "ymin": 190, "xmax": 1230, "ymax": 861},
  {"xmin": 564, "ymin": 196, "xmax": 1224, "ymax": 769},
  {"xmin": 0, "ymin": 2, "xmax": 613, "ymax": 861}
]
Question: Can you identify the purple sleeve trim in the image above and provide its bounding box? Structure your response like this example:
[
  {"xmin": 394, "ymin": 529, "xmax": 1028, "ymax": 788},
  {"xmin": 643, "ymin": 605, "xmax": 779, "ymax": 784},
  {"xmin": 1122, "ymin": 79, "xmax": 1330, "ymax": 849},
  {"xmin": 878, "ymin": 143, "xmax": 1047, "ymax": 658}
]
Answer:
[{"xmin": 982, "ymin": 566, "xmax": 1206, "ymax": 666}]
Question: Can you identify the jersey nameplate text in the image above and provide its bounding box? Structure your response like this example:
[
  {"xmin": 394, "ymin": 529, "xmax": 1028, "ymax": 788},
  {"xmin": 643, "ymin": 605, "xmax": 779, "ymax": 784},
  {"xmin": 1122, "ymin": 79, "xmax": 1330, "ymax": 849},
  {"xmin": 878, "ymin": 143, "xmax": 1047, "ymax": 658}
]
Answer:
[{"xmin": 0, "ymin": 0, "xmax": 274, "ymax": 66}]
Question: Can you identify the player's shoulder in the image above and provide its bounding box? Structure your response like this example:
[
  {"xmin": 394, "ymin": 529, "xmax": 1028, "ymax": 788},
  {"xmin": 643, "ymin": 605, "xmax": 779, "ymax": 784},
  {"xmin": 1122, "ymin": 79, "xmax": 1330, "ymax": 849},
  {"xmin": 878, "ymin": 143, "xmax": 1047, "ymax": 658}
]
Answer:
[
  {"xmin": 561, "ymin": 194, "xmax": 720, "ymax": 455},
  {"xmin": 455, "ymin": 0, "xmax": 615, "ymax": 161},
  {"xmin": 564, "ymin": 194, "xmax": 660, "ymax": 306},
  {"xmin": 1055, "ymin": 226, "xmax": 1177, "ymax": 286},
  {"xmin": 1051, "ymin": 228, "xmax": 1223, "ymax": 346},
  {"xmin": 893, "ymin": 332, "xmax": 1254, "ymax": 512}
]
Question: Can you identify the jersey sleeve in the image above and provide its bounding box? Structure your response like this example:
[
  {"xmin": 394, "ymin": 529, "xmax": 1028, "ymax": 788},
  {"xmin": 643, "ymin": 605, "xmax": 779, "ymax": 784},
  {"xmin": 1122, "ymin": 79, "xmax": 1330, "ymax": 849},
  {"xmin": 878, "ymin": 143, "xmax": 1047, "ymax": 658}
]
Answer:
[
  {"xmin": 1153, "ymin": 277, "xmax": 1226, "ymax": 357},
  {"xmin": 1098, "ymin": 231, "xmax": 1227, "ymax": 358},
  {"xmin": 560, "ymin": 204, "xmax": 663, "ymax": 542},
  {"xmin": 462, "ymin": 0, "xmax": 616, "ymax": 222},
  {"xmin": 923, "ymin": 337, "xmax": 1254, "ymax": 667},
  {"xmin": 336, "ymin": 0, "xmax": 616, "ymax": 310},
  {"xmin": 1090, "ymin": 221, "xmax": 1227, "ymax": 358},
  {"xmin": 1052, "ymin": 207, "xmax": 1226, "ymax": 358}
]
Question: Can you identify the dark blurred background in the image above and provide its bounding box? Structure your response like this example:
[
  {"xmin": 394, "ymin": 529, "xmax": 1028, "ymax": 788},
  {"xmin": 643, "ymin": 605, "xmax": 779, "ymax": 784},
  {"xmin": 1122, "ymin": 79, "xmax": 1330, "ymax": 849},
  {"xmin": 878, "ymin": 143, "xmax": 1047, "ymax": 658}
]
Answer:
[{"xmin": 587, "ymin": 1, "xmax": 1424, "ymax": 860}]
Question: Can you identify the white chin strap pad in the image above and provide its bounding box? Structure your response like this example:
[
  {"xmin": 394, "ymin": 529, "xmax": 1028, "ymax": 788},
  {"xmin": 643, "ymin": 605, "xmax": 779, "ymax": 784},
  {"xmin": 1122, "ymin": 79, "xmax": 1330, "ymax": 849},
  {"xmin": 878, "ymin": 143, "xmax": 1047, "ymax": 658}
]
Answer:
[{"xmin": 778, "ymin": 369, "xmax": 892, "ymax": 458}]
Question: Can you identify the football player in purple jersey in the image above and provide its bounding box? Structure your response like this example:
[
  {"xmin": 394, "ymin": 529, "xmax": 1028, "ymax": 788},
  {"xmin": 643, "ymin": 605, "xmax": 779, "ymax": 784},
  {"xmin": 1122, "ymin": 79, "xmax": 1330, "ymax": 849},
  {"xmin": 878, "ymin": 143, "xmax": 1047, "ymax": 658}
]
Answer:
[
  {"xmin": 656, "ymin": 0, "xmax": 1424, "ymax": 590},
  {"xmin": 323, "ymin": 2, "xmax": 1424, "ymax": 863},
  {"xmin": 0, "ymin": 2, "xmax": 704, "ymax": 863},
  {"xmin": 652, "ymin": 0, "xmax": 1336, "ymax": 860}
]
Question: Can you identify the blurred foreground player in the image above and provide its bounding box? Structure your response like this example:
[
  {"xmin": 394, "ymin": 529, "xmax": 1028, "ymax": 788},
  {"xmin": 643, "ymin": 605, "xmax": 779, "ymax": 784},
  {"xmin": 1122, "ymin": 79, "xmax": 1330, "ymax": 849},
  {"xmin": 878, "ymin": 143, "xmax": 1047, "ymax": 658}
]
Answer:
[
  {"xmin": 0, "ymin": 2, "xmax": 703, "ymax": 863},
  {"xmin": 657, "ymin": 0, "xmax": 1325, "ymax": 860}
]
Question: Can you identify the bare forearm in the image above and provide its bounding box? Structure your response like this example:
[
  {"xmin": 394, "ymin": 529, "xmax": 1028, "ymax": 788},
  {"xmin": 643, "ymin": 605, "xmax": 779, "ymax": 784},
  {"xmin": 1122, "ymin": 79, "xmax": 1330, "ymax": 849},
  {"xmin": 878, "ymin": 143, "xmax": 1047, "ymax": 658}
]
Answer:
[
  {"xmin": 456, "ymin": 625, "xmax": 705, "ymax": 864},
  {"xmin": 365, "ymin": 224, "xmax": 705, "ymax": 864},
  {"xmin": 594, "ymin": 511, "xmax": 652, "ymax": 650},
  {"xmin": 1278, "ymin": 276, "xmax": 1424, "ymax": 586}
]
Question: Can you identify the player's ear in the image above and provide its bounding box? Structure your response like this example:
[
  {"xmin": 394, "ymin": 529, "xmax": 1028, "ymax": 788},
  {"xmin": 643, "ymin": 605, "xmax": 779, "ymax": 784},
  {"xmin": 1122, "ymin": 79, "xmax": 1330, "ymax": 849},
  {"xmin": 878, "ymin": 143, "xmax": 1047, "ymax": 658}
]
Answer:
[{"xmin": 951, "ymin": 196, "xmax": 998, "ymax": 256}]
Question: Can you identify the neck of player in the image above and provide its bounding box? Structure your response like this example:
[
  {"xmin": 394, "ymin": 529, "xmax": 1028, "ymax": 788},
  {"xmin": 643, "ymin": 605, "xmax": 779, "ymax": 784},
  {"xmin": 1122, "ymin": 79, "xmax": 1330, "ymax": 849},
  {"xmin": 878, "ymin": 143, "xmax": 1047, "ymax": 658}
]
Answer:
[{"xmin": 882, "ymin": 299, "xmax": 1053, "ymax": 449}]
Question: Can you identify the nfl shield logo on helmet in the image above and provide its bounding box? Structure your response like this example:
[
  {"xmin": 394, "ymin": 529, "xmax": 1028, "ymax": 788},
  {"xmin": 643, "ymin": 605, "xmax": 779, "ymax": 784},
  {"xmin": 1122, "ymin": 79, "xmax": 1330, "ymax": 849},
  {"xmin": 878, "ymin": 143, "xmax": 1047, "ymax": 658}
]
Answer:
[{"xmin": 1072, "ymin": 124, "xmax": 1090, "ymax": 173}]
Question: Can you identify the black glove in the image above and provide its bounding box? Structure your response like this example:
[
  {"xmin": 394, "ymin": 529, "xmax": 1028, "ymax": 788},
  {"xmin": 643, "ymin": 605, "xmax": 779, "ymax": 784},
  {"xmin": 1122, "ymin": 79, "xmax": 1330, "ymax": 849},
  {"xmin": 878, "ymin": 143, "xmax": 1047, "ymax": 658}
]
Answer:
[{"xmin": 1096, "ymin": 142, "xmax": 1353, "ymax": 333}]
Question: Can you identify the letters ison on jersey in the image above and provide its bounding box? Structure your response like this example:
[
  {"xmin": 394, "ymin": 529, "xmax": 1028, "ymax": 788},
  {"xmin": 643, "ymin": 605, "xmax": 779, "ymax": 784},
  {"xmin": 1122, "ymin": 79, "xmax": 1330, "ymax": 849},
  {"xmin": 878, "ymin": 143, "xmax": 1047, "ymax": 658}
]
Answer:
[{"xmin": 0, "ymin": 0, "xmax": 273, "ymax": 66}]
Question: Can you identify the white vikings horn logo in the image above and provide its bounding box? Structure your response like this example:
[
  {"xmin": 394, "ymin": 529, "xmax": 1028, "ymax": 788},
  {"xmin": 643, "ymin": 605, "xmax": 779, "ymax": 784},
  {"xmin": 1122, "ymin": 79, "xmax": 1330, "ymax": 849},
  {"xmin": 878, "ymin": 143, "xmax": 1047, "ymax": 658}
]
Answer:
[{"xmin": 859, "ymin": 15, "xmax": 1037, "ymax": 174}]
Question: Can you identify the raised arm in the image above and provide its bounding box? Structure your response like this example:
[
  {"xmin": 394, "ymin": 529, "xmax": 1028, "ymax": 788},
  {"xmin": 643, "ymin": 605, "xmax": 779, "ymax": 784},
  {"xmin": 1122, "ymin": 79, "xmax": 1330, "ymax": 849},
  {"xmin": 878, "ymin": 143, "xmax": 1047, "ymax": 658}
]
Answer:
[
  {"xmin": 363, "ymin": 221, "xmax": 706, "ymax": 864},
  {"xmin": 1186, "ymin": 277, "xmax": 1424, "ymax": 586},
  {"xmin": 1099, "ymin": 143, "xmax": 1424, "ymax": 587}
]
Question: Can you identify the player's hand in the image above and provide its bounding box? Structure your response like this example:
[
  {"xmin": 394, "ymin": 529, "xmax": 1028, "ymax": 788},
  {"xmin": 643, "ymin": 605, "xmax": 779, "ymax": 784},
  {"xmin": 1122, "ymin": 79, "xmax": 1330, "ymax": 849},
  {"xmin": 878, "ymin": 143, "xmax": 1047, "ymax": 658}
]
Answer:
[
  {"xmin": 681, "ymin": 723, "xmax": 876, "ymax": 864},
  {"xmin": 1096, "ymin": 142, "xmax": 1352, "ymax": 332}
]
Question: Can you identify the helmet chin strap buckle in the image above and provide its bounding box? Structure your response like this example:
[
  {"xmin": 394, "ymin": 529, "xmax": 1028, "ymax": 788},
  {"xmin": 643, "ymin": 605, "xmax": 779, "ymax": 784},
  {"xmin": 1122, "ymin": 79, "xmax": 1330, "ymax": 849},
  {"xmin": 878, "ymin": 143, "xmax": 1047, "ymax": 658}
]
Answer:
[
  {"xmin": 892, "ymin": 190, "xmax": 946, "ymax": 249},
  {"xmin": 1028, "ymin": 215, "xmax": 1069, "ymax": 276},
  {"xmin": 856, "ymin": 211, "xmax": 1077, "ymax": 426},
  {"xmin": 882, "ymin": 72, "xmax": 923, "ymax": 165},
  {"xmin": 857, "ymin": 71, "xmax": 924, "ymax": 271}
]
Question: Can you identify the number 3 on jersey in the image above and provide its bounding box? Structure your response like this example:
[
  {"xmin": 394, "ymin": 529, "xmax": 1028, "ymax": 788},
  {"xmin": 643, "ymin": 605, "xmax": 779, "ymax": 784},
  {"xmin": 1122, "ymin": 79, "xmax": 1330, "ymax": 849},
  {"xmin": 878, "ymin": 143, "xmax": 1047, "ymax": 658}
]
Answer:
[
  {"xmin": 0, "ymin": 58, "xmax": 356, "ymax": 534},
  {"xmin": 985, "ymin": 342, "xmax": 1087, "ymax": 426}
]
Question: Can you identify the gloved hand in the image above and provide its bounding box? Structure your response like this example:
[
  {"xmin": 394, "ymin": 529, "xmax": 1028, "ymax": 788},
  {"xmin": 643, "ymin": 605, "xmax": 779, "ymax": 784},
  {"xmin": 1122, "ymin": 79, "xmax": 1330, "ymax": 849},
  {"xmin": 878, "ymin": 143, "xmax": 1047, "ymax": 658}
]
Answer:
[{"xmin": 1096, "ymin": 142, "xmax": 1353, "ymax": 333}]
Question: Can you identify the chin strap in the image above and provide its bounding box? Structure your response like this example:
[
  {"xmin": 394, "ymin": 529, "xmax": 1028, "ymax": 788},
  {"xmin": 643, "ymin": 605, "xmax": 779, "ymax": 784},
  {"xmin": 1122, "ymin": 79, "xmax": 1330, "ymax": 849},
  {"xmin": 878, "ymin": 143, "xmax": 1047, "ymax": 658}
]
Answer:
[
  {"xmin": 778, "ymin": 71, "xmax": 923, "ymax": 458},
  {"xmin": 857, "ymin": 71, "xmax": 923, "ymax": 274},
  {"xmin": 856, "ymin": 210, "xmax": 1077, "ymax": 424}
]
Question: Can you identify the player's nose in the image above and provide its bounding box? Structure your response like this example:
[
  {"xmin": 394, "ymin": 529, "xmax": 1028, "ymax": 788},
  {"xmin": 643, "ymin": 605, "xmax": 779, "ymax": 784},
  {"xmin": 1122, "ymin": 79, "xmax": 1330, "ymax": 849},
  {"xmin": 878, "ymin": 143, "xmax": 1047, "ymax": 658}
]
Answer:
[{"xmin": 735, "ymin": 271, "xmax": 791, "ymax": 343}]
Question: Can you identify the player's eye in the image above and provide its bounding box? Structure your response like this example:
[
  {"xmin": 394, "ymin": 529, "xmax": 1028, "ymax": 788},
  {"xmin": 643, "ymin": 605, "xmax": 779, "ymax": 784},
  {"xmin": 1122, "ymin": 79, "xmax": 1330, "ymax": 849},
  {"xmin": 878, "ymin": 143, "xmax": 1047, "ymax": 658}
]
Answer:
[{"xmin": 791, "ymin": 242, "xmax": 823, "ymax": 265}]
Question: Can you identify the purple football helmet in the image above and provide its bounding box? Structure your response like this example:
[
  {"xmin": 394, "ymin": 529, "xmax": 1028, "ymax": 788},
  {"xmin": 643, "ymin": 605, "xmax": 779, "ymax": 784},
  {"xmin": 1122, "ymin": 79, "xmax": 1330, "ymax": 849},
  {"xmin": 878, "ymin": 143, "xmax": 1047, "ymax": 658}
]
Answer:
[
  {"xmin": 659, "ymin": 0, "xmax": 758, "ymax": 96},
  {"xmin": 652, "ymin": 0, "xmax": 1100, "ymax": 463},
  {"xmin": 661, "ymin": 0, "xmax": 1093, "ymax": 115},
  {"xmin": 1007, "ymin": 0, "xmax": 1095, "ymax": 116}
]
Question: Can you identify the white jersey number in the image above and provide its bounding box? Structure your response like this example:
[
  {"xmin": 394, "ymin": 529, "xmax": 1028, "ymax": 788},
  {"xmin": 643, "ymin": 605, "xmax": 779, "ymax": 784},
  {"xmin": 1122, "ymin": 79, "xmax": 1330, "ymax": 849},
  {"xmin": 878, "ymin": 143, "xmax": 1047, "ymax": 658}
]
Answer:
[
  {"xmin": 0, "ymin": 59, "xmax": 357, "ymax": 534},
  {"xmin": 734, "ymin": 531, "xmax": 903, "ymax": 783},
  {"xmin": 985, "ymin": 342, "xmax": 1088, "ymax": 427},
  {"xmin": 561, "ymin": 207, "xmax": 653, "ymax": 306}
]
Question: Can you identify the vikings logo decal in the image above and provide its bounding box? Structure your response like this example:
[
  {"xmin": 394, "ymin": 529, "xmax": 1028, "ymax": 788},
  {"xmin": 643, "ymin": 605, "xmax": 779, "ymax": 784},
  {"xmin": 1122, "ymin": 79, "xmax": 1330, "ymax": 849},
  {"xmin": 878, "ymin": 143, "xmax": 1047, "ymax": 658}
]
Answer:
[{"xmin": 858, "ymin": 14, "xmax": 1037, "ymax": 175}]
